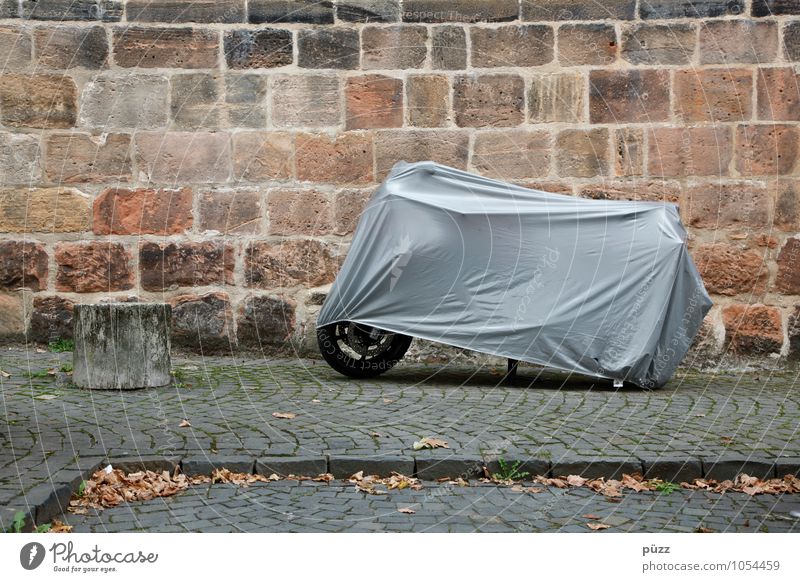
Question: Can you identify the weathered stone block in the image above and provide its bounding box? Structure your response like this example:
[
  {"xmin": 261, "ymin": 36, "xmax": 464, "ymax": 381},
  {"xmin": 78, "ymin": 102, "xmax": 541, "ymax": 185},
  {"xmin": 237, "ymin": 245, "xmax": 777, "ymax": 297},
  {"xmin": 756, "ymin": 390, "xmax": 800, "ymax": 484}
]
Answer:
[
  {"xmin": 775, "ymin": 180, "xmax": 800, "ymax": 232},
  {"xmin": 170, "ymin": 73, "xmax": 222, "ymax": 129},
  {"xmin": 699, "ymin": 20, "xmax": 778, "ymax": 65},
  {"xmin": 270, "ymin": 75, "xmax": 340, "ymax": 128},
  {"xmin": 0, "ymin": 26, "xmax": 32, "ymax": 70},
  {"xmin": 55, "ymin": 242, "xmax": 133, "ymax": 293},
  {"xmin": 127, "ymin": 0, "xmax": 246, "ymax": 23},
  {"xmin": 298, "ymin": 28, "xmax": 359, "ymax": 69},
  {"xmin": 113, "ymin": 27, "xmax": 218, "ymax": 69},
  {"xmin": 170, "ymin": 292, "xmax": 233, "ymax": 348},
  {"xmin": 621, "ymin": 23, "xmax": 695, "ymax": 65},
  {"xmin": 0, "ymin": 241, "xmax": 48, "ymax": 292},
  {"xmin": 333, "ymin": 189, "xmax": 372, "ymax": 235},
  {"xmin": 337, "ymin": 1, "xmax": 399, "ymax": 22},
  {"xmin": 551, "ymin": 457, "xmax": 643, "ymax": 480},
  {"xmin": 722, "ymin": 304, "xmax": 783, "ymax": 355},
  {"xmin": 111, "ymin": 456, "xmax": 180, "ymax": 474},
  {"xmin": 245, "ymin": 240, "xmax": 337, "ymax": 288},
  {"xmin": 471, "ymin": 25, "xmax": 554, "ymax": 68},
  {"xmin": 693, "ymin": 243, "xmax": 767, "ymax": 296},
  {"xmin": 182, "ymin": 456, "xmax": 254, "ymax": 475},
  {"xmin": 785, "ymin": 21, "xmax": 800, "ymax": 62},
  {"xmin": 198, "ymin": 189, "xmax": 262, "ymax": 234},
  {"xmin": 404, "ymin": 0, "xmax": 516, "ymax": 22},
  {"xmin": 232, "ymin": 131, "xmax": 293, "ymax": 181},
  {"xmin": 79, "ymin": 74, "xmax": 169, "ymax": 129},
  {"xmin": 703, "ymin": 457, "xmax": 775, "ymax": 481},
  {"xmin": 237, "ymin": 294, "xmax": 296, "ymax": 345},
  {"xmin": 29, "ymin": 296, "xmax": 74, "ymax": 343},
  {"xmin": 414, "ymin": 454, "xmax": 484, "ymax": 480},
  {"xmin": 484, "ymin": 458, "xmax": 550, "ymax": 479},
  {"xmin": 45, "ymin": 133, "xmax": 132, "ymax": 184},
  {"xmin": 295, "ymin": 132, "xmax": 373, "ymax": 184},
  {"xmin": 0, "ymin": 187, "xmax": 90, "ymax": 233},
  {"xmin": 757, "ymin": 68, "xmax": 800, "ymax": 121},
  {"xmin": 139, "ymin": 241, "xmax": 234, "ymax": 291},
  {"xmin": 453, "ymin": 74, "xmax": 524, "ymax": 127},
  {"xmin": 556, "ymin": 129, "xmax": 609, "ymax": 178},
  {"xmin": 93, "ymin": 187, "xmax": 193, "ymax": 235},
  {"xmin": 34, "ymin": 26, "xmax": 108, "ymax": 69},
  {"xmin": 375, "ymin": 130, "xmax": 468, "ymax": 178},
  {"xmin": 345, "ymin": 74, "xmax": 403, "ymax": 130},
  {"xmin": 0, "ymin": 293, "xmax": 25, "ymax": 339},
  {"xmin": 736, "ymin": 124, "xmax": 799, "ymax": 175},
  {"xmin": 0, "ymin": 0, "xmax": 17, "ymax": 18},
  {"xmin": 407, "ymin": 74, "xmax": 449, "ymax": 127},
  {"xmin": 249, "ymin": 0, "xmax": 333, "ymax": 24},
  {"xmin": 267, "ymin": 189, "xmax": 334, "ymax": 236},
  {"xmin": 522, "ymin": 0, "xmax": 635, "ymax": 20},
  {"xmin": 223, "ymin": 28, "xmax": 292, "ymax": 69},
  {"xmin": 224, "ymin": 74, "xmax": 268, "ymax": 127},
  {"xmin": 640, "ymin": 0, "xmax": 744, "ymax": 19},
  {"xmin": 674, "ymin": 68, "xmax": 752, "ymax": 122},
  {"xmin": 528, "ymin": 73, "xmax": 584, "ymax": 123},
  {"xmin": 613, "ymin": 128, "xmax": 644, "ymax": 177},
  {"xmin": 0, "ymin": 74, "xmax": 77, "ymax": 128},
  {"xmin": 472, "ymin": 130, "xmax": 551, "ymax": 179},
  {"xmin": 329, "ymin": 455, "xmax": 414, "ymax": 478},
  {"xmin": 363, "ymin": 25, "xmax": 427, "ymax": 69},
  {"xmin": 558, "ymin": 24, "xmax": 616, "ymax": 66},
  {"xmin": 579, "ymin": 180, "xmax": 680, "ymax": 203},
  {"xmin": 21, "ymin": 0, "xmax": 123, "ymax": 21},
  {"xmin": 135, "ymin": 132, "xmax": 231, "ymax": 184},
  {"xmin": 256, "ymin": 456, "xmax": 327, "ymax": 477},
  {"xmin": 432, "ymin": 26, "xmax": 466, "ymax": 70},
  {"xmin": 686, "ymin": 182, "xmax": 769, "ymax": 228},
  {"xmin": 0, "ymin": 133, "xmax": 41, "ymax": 184},
  {"xmin": 589, "ymin": 69, "xmax": 670, "ymax": 123},
  {"xmin": 647, "ymin": 127, "xmax": 732, "ymax": 177},
  {"xmin": 776, "ymin": 238, "xmax": 800, "ymax": 294},
  {"xmin": 642, "ymin": 457, "xmax": 702, "ymax": 483},
  {"xmin": 753, "ymin": 0, "xmax": 800, "ymax": 15},
  {"xmin": 73, "ymin": 303, "xmax": 172, "ymax": 390}
]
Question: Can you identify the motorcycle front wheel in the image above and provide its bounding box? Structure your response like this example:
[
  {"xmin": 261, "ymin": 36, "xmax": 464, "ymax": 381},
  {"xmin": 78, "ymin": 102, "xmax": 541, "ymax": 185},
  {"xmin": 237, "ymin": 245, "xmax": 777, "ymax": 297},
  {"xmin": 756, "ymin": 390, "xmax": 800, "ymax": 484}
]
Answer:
[{"xmin": 316, "ymin": 321, "xmax": 412, "ymax": 379}]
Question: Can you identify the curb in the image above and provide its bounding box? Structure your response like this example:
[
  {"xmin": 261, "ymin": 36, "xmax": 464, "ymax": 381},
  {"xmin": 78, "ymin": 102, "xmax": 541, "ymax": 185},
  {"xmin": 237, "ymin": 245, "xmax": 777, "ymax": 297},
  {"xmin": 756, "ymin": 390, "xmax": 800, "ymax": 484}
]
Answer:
[{"xmin": 5, "ymin": 453, "xmax": 800, "ymax": 532}]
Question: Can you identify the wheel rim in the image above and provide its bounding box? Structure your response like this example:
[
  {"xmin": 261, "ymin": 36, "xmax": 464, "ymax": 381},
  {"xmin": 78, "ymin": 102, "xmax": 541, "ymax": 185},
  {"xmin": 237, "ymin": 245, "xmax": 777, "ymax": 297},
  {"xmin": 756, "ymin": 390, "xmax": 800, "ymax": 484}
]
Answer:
[{"xmin": 333, "ymin": 322, "xmax": 396, "ymax": 361}]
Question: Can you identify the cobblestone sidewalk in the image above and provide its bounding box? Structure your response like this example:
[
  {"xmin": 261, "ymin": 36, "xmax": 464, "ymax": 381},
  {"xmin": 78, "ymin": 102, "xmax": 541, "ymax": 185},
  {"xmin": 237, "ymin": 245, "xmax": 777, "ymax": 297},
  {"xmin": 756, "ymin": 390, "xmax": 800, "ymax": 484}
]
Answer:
[{"xmin": 1, "ymin": 348, "xmax": 799, "ymax": 531}]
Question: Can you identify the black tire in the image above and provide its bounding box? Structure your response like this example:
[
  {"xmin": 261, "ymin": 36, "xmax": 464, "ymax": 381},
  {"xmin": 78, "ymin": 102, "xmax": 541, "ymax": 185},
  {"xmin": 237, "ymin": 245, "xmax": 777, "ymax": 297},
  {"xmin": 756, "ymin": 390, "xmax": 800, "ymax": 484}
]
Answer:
[{"xmin": 316, "ymin": 321, "xmax": 412, "ymax": 379}]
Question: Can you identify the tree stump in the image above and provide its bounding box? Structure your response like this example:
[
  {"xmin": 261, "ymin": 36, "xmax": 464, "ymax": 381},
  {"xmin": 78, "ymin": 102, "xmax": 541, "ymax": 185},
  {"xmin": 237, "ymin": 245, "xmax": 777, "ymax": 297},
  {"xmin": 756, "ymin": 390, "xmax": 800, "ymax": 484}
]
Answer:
[{"xmin": 73, "ymin": 303, "xmax": 172, "ymax": 390}]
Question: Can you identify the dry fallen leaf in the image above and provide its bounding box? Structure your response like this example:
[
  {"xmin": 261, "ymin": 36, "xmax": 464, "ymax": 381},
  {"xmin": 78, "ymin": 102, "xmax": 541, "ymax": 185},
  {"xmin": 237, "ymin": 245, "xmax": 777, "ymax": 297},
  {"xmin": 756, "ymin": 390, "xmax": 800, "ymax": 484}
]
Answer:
[
  {"xmin": 398, "ymin": 507, "xmax": 416, "ymax": 514},
  {"xmin": 567, "ymin": 475, "xmax": 586, "ymax": 487},
  {"xmin": 50, "ymin": 519, "xmax": 73, "ymax": 533},
  {"xmin": 695, "ymin": 526, "xmax": 714, "ymax": 533},
  {"xmin": 412, "ymin": 437, "xmax": 449, "ymax": 450},
  {"xmin": 370, "ymin": 432, "xmax": 382, "ymax": 438},
  {"xmin": 178, "ymin": 419, "xmax": 191, "ymax": 428},
  {"xmin": 383, "ymin": 398, "xmax": 394, "ymax": 404},
  {"xmin": 587, "ymin": 522, "xmax": 611, "ymax": 531},
  {"xmin": 720, "ymin": 436, "xmax": 734, "ymax": 445},
  {"xmin": 272, "ymin": 412, "xmax": 296, "ymax": 419},
  {"xmin": 582, "ymin": 514, "xmax": 602, "ymax": 520},
  {"xmin": 0, "ymin": 369, "xmax": 11, "ymax": 378},
  {"xmin": 311, "ymin": 399, "xmax": 321, "ymax": 403}
]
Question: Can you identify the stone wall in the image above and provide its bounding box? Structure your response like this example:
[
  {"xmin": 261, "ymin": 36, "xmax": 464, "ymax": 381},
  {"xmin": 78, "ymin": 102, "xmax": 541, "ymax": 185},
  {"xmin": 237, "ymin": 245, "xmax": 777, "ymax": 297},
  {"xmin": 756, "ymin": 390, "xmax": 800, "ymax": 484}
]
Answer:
[{"xmin": 0, "ymin": 0, "xmax": 799, "ymax": 364}]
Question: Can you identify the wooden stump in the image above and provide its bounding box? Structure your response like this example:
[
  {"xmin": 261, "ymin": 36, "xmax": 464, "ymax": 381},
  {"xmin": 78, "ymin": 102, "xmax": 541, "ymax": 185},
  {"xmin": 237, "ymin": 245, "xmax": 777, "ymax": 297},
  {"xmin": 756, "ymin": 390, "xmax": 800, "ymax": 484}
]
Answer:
[{"xmin": 73, "ymin": 303, "xmax": 172, "ymax": 390}]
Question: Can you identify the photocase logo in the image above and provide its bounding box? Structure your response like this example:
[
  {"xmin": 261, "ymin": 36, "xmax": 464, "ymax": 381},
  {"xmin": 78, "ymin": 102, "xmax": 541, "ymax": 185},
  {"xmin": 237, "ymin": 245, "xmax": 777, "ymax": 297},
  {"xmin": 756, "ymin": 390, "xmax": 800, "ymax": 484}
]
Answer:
[{"xmin": 20, "ymin": 542, "xmax": 46, "ymax": 570}]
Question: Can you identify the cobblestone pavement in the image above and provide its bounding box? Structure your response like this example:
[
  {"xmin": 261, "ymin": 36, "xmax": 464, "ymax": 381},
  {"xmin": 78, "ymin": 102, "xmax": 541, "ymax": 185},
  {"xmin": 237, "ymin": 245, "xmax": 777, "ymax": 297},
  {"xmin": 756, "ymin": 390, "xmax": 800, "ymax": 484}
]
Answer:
[
  {"xmin": 1, "ymin": 347, "xmax": 799, "ymax": 531},
  {"xmin": 60, "ymin": 481, "xmax": 799, "ymax": 533}
]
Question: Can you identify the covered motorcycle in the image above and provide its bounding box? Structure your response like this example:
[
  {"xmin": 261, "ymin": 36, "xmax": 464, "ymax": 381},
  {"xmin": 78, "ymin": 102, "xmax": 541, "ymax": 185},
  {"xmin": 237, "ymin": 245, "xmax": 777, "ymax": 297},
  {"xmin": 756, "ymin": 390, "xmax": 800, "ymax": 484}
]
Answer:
[{"xmin": 316, "ymin": 161, "xmax": 712, "ymax": 388}]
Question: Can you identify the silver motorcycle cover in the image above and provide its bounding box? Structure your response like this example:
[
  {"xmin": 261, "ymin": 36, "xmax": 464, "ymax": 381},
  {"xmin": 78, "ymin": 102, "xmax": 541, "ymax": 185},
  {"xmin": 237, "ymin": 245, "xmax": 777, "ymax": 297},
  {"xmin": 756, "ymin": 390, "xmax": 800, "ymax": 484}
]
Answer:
[{"xmin": 317, "ymin": 161, "xmax": 712, "ymax": 388}]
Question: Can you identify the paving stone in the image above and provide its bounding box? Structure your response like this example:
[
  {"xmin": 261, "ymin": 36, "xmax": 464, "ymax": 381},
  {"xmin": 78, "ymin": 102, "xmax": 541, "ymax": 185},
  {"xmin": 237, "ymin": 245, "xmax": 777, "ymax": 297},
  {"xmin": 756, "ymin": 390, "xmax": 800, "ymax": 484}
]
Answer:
[
  {"xmin": 110, "ymin": 456, "xmax": 181, "ymax": 475},
  {"xmin": 255, "ymin": 456, "xmax": 327, "ymax": 478},
  {"xmin": 642, "ymin": 457, "xmax": 703, "ymax": 483},
  {"xmin": 182, "ymin": 456, "xmax": 255, "ymax": 476},
  {"xmin": 551, "ymin": 457, "xmax": 643, "ymax": 479},
  {"xmin": 415, "ymin": 454, "xmax": 484, "ymax": 480},
  {"xmin": 328, "ymin": 455, "xmax": 414, "ymax": 478},
  {"xmin": 703, "ymin": 457, "xmax": 775, "ymax": 481}
]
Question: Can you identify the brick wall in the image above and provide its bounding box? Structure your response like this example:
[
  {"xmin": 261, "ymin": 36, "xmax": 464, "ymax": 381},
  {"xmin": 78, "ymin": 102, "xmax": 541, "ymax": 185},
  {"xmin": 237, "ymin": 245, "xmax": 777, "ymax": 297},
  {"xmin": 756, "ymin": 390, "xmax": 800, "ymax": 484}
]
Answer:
[{"xmin": 0, "ymin": 0, "xmax": 799, "ymax": 364}]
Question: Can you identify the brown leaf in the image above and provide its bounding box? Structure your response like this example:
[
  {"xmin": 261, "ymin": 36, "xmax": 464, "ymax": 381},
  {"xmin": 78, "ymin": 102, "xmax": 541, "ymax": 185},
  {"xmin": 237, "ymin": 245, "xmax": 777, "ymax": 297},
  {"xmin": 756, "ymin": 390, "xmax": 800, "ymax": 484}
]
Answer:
[
  {"xmin": 178, "ymin": 419, "xmax": 191, "ymax": 428},
  {"xmin": 398, "ymin": 507, "xmax": 416, "ymax": 514},
  {"xmin": 587, "ymin": 522, "xmax": 611, "ymax": 530},
  {"xmin": 567, "ymin": 475, "xmax": 586, "ymax": 487},
  {"xmin": 413, "ymin": 437, "xmax": 449, "ymax": 450},
  {"xmin": 695, "ymin": 526, "xmax": 714, "ymax": 533},
  {"xmin": 0, "ymin": 369, "xmax": 11, "ymax": 378},
  {"xmin": 582, "ymin": 514, "xmax": 602, "ymax": 520},
  {"xmin": 272, "ymin": 412, "xmax": 296, "ymax": 419},
  {"xmin": 50, "ymin": 519, "xmax": 73, "ymax": 533}
]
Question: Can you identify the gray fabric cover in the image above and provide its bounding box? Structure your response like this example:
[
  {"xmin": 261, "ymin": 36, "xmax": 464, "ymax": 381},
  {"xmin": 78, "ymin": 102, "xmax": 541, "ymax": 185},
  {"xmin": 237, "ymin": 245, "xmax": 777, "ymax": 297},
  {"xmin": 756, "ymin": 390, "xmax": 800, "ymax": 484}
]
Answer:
[{"xmin": 317, "ymin": 161, "xmax": 712, "ymax": 388}]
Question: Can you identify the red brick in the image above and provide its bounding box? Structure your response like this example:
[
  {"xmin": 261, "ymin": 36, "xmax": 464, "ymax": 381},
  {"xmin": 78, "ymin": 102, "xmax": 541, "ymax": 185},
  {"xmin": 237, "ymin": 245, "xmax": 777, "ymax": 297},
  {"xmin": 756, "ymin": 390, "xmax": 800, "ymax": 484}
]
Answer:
[
  {"xmin": 245, "ymin": 240, "xmax": 338, "ymax": 288},
  {"xmin": 774, "ymin": 180, "xmax": 800, "ymax": 232},
  {"xmin": 45, "ymin": 133, "xmax": 132, "ymax": 184},
  {"xmin": 736, "ymin": 124, "xmax": 799, "ymax": 175},
  {"xmin": 362, "ymin": 25, "xmax": 427, "ymax": 69},
  {"xmin": 170, "ymin": 292, "xmax": 233, "ymax": 349},
  {"xmin": 647, "ymin": 127, "xmax": 733, "ymax": 178},
  {"xmin": 472, "ymin": 130, "xmax": 551, "ymax": 180},
  {"xmin": 674, "ymin": 69, "xmax": 753, "ymax": 123},
  {"xmin": 0, "ymin": 74, "xmax": 77, "ymax": 128},
  {"xmin": 139, "ymin": 241, "xmax": 234, "ymax": 291},
  {"xmin": 589, "ymin": 69, "xmax": 670, "ymax": 123},
  {"xmin": 198, "ymin": 189, "xmax": 262, "ymax": 235},
  {"xmin": 685, "ymin": 182, "xmax": 770, "ymax": 229},
  {"xmin": 224, "ymin": 28, "xmax": 293, "ymax": 69},
  {"xmin": 407, "ymin": 74, "xmax": 449, "ymax": 128},
  {"xmin": 113, "ymin": 27, "xmax": 219, "ymax": 69},
  {"xmin": 55, "ymin": 242, "xmax": 134, "ymax": 293},
  {"xmin": 0, "ymin": 292, "xmax": 25, "ymax": 339},
  {"xmin": 345, "ymin": 75, "xmax": 403, "ymax": 130},
  {"xmin": 93, "ymin": 187, "xmax": 193, "ymax": 235},
  {"xmin": 268, "ymin": 189, "xmax": 334, "ymax": 236},
  {"xmin": 333, "ymin": 189, "xmax": 373, "ymax": 235},
  {"xmin": 556, "ymin": 129, "xmax": 609, "ymax": 178},
  {"xmin": 453, "ymin": 74, "xmax": 524, "ymax": 128},
  {"xmin": 722, "ymin": 304, "xmax": 783, "ymax": 355},
  {"xmin": 237, "ymin": 294, "xmax": 295, "ymax": 346},
  {"xmin": 135, "ymin": 132, "xmax": 231, "ymax": 184},
  {"xmin": 28, "ymin": 295, "xmax": 74, "ymax": 343},
  {"xmin": 470, "ymin": 25, "xmax": 554, "ymax": 68},
  {"xmin": 699, "ymin": 20, "xmax": 778, "ymax": 65},
  {"xmin": 558, "ymin": 24, "xmax": 616, "ymax": 66},
  {"xmin": 374, "ymin": 130, "xmax": 469, "ymax": 178},
  {"xmin": 693, "ymin": 243, "xmax": 767, "ymax": 296},
  {"xmin": 621, "ymin": 23, "xmax": 695, "ymax": 65},
  {"xmin": 0, "ymin": 241, "xmax": 48, "ymax": 292},
  {"xmin": 579, "ymin": 181, "xmax": 680, "ymax": 204},
  {"xmin": 776, "ymin": 237, "xmax": 800, "ymax": 294},
  {"xmin": 757, "ymin": 68, "xmax": 800, "ymax": 121},
  {"xmin": 231, "ymin": 131, "xmax": 293, "ymax": 182},
  {"xmin": 296, "ymin": 133, "xmax": 374, "ymax": 185}
]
